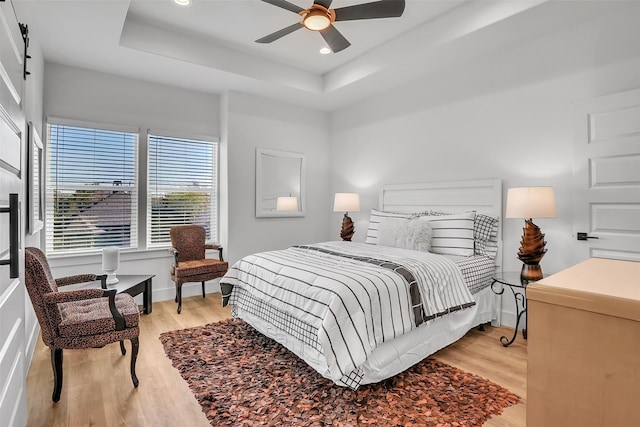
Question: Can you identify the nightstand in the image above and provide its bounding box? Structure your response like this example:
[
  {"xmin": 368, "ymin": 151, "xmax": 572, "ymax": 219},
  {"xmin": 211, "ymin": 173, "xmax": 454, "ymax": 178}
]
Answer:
[
  {"xmin": 527, "ymin": 259, "xmax": 640, "ymax": 425},
  {"xmin": 491, "ymin": 271, "xmax": 534, "ymax": 347}
]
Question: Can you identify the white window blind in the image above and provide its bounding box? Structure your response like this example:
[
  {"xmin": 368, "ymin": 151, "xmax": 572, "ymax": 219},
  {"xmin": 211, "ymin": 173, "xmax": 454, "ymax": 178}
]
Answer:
[
  {"xmin": 147, "ymin": 134, "xmax": 217, "ymax": 247},
  {"xmin": 46, "ymin": 123, "xmax": 138, "ymax": 254}
]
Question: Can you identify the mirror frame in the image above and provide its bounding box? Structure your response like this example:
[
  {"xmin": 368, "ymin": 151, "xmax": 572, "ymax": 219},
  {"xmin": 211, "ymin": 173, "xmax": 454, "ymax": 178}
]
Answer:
[{"xmin": 255, "ymin": 148, "xmax": 305, "ymax": 218}]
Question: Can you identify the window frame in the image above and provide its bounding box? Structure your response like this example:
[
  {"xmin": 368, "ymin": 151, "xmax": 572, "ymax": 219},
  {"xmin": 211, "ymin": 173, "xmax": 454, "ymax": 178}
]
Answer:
[
  {"xmin": 146, "ymin": 130, "xmax": 220, "ymax": 248},
  {"xmin": 44, "ymin": 118, "xmax": 220, "ymax": 256}
]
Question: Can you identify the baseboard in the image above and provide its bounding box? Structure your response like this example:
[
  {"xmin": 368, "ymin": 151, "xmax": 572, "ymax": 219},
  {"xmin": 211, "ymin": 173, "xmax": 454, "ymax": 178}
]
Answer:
[
  {"xmin": 25, "ymin": 321, "xmax": 40, "ymax": 366},
  {"xmin": 499, "ymin": 309, "xmax": 527, "ymax": 331},
  {"xmin": 150, "ymin": 279, "xmax": 222, "ymax": 304}
]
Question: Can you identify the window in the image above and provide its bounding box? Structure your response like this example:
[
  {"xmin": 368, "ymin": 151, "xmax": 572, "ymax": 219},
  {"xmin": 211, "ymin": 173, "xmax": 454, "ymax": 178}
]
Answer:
[
  {"xmin": 45, "ymin": 121, "xmax": 219, "ymax": 255},
  {"xmin": 46, "ymin": 122, "xmax": 138, "ymax": 254},
  {"xmin": 147, "ymin": 134, "xmax": 218, "ymax": 247}
]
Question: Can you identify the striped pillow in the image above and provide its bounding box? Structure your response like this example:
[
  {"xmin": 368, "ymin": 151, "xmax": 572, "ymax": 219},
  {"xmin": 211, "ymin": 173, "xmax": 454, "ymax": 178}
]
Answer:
[
  {"xmin": 365, "ymin": 209, "xmax": 415, "ymax": 245},
  {"xmin": 424, "ymin": 211, "xmax": 499, "ymax": 259},
  {"xmin": 418, "ymin": 211, "xmax": 476, "ymax": 256}
]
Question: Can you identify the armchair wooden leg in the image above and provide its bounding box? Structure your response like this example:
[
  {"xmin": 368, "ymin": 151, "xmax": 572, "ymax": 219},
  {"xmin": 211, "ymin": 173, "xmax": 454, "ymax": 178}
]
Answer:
[
  {"xmin": 202, "ymin": 281, "xmax": 205, "ymax": 298},
  {"xmin": 130, "ymin": 337, "xmax": 139, "ymax": 388},
  {"xmin": 120, "ymin": 340, "xmax": 126, "ymax": 355},
  {"xmin": 177, "ymin": 283, "xmax": 183, "ymax": 314},
  {"xmin": 51, "ymin": 348, "xmax": 63, "ymax": 402}
]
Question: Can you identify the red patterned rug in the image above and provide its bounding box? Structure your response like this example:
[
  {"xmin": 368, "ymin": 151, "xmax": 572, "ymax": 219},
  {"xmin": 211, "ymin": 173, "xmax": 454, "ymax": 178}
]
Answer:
[{"xmin": 160, "ymin": 319, "xmax": 519, "ymax": 426}]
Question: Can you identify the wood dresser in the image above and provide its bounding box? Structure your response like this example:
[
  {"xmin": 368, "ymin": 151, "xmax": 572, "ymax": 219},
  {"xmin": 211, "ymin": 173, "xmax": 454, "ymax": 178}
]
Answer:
[{"xmin": 527, "ymin": 258, "xmax": 640, "ymax": 427}]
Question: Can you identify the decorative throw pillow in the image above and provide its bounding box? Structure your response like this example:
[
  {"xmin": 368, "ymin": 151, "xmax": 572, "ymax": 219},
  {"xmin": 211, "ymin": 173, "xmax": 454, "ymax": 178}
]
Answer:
[
  {"xmin": 418, "ymin": 211, "xmax": 476, "ymax": 256},
  {"xmin": 365, "ymin": 209, "xmax": 415, "ymax": 245},
  {"xmin": 422, "ymin": 210, "xmax": 499, "ymax": 259},
  {"xmin": 377, "ymin": 218, "xmax": 432, "ymax": 252},
  {"xmin": 473, "ymin": 213, "xmax": 499, "ymax": 259}
]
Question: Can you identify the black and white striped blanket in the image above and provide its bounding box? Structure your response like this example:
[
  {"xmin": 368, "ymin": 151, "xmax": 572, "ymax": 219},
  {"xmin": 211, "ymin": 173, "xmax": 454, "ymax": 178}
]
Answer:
[{"xmin": 221, "ymin": 241, "xmax": 475, "ymax": 387}]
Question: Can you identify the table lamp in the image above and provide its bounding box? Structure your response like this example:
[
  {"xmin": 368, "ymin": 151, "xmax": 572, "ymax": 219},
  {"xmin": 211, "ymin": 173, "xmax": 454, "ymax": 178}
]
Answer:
[
  {"xmin": 333, "ymin": 193, "xmax": 360, "ymax": 241},
  {"xmin": 276, "ymin": 196, "xmax": 299, "ymax": 212},
  {"xmin": 102, "ymin": 247, "xmax": 120, "ymax": 285},
  {"xmin": 505, "ymin": 187, "xmax": 557, "ymax": 282}
]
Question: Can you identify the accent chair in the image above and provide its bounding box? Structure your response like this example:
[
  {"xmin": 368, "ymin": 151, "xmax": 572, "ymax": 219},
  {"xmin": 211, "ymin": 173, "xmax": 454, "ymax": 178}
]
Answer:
[
  {"xmin": 169, "ymin": 225, "xmax": 228, "ymax": 313},
  {"xmin": 24, "ymin": 247, "xmax": 140, "ymax": 402}
]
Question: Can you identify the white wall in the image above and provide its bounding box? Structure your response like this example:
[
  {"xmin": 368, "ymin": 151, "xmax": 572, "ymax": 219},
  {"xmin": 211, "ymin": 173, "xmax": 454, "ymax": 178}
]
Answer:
[
  {"xmin": 43, "ymin": 63, "xmax": 221, "ymax": 302},
  {"xmin": 223, "ymin": 91, "xmax": 331, "ymax": 264},
  {"xmin": 34, "ymin": 2, "xmax": 640, "ymax": 329},
  {"xmin": 44, "ymin": 63, "xmax": 220, "ymax": 135},
  {"xmin": 41, "ymin": 66, "xmax": 332, "ymax": 302},
  {"xmin": 329, "ymin": 5, "xmax": 640, "ymax": 327}
]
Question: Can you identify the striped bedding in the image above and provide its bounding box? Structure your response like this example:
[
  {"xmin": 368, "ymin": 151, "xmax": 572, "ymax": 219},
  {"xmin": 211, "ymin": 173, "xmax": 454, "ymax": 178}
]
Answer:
[{"xmin": 220, "ymin": 241, "xmax": 477, "ymax": 388}]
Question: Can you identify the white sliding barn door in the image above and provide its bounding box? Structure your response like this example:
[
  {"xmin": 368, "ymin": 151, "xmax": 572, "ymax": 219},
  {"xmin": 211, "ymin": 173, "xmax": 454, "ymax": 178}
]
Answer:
[
  {"xmin": 572, "ymin": 88, "xmax": 640, "ymax": 263},
  {"xmin": 0, "ymin": 1, "xmax": 27, "ymax": 426}
]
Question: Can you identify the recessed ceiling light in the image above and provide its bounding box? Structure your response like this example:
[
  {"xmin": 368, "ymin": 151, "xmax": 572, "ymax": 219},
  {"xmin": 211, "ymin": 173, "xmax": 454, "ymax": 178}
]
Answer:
[
  {"xmin": 174, "ymin": 0, "xmax": 191, "ymax": 6},
  {"xmin": 319, "ymin": 47, "xmax": 331, "ymax": 55}
]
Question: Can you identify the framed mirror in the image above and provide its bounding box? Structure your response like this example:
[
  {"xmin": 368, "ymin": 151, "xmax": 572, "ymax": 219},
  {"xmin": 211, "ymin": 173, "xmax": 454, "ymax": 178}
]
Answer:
[{"xmin": 255, "ymin": 148, "xmax": 305, "ymax": 218}]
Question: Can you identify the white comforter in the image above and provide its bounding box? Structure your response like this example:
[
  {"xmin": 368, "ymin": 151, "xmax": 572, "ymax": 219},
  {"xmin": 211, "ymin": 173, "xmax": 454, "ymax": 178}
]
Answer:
[{"xmin": 221, "ymin": 241, "xmax": 475, "ymax": 388}]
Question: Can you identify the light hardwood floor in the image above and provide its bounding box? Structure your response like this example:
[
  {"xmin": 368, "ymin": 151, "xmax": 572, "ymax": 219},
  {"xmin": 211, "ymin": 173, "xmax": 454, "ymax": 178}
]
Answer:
[{"xmin": 26, "ymin": 293, "xmax": 527, "ymax": 426}]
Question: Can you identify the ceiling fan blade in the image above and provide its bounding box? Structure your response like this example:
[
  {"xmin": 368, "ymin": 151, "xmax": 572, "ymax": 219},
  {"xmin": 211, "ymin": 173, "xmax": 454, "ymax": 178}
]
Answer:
[
  {"xmin": 260, "ymin": 0, "xmax": 305, "ymax": 14},
  {"xmin": 320, "ymin": 24, "xmax": 351, "ymax": 53},
  {"xmin": 314, "ymin": 0, "xmax": 334, "ymax": 8},
  {"xmin": 256, "ymin": 22, "xmax": 304, "ymax": 43},
  {"xmin": 334, "ymin": 0, "xmax": 405, "ymax": 21}
]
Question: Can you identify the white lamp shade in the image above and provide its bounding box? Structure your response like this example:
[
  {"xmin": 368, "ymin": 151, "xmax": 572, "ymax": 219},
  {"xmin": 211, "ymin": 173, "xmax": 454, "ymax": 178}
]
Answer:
[
  {"xmin": 276, "ymin": 196, "xmax": 299, "ymax": 212},
  {"xmin": 505, "ymin": 187, "xmax": 557, "ymax": 218},
  {"xmin": 333, "ymin": 193, "xmax": 360, "ymax": 212}
]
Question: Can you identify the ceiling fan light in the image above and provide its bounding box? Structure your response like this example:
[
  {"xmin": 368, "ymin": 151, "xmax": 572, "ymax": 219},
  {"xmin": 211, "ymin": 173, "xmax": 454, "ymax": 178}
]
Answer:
[
  {"xmin": 174, "ymin": 0, "xmax": 191, "ymax": 6},
  {"xmin": 303, "ymin": 11, "xmax": 331, "ymax": 31}
]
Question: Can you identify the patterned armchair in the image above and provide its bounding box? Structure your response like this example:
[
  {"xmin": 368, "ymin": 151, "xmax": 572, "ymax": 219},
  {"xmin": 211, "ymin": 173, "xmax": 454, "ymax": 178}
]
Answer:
[
  {"xmin": 24, "ymin": 247, "xmax": 140, "ymax": 402},
  {"xmin": 170, "ymin": 225, "xmax": 229, "ymax": 313}
]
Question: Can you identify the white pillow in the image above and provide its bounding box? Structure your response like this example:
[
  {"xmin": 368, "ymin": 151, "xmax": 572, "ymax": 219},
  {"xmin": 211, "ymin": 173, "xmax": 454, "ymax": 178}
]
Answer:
[
  {"xmin": 418, "ymin": 211, "xmax": 475, "ymax": 256},
  {"xmin": 365, "ymin": 209, "xmax": 415, "ymax": 245},
  {"xmin": 377, "ymin": 218, "xmax": 432, "ymax": 252}
]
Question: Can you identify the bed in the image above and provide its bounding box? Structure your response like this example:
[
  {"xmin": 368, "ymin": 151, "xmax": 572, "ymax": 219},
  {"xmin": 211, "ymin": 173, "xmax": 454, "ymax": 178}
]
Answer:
[{"xmin": 221, "ymin": 179, "xmax": 503, "ymax": 389}]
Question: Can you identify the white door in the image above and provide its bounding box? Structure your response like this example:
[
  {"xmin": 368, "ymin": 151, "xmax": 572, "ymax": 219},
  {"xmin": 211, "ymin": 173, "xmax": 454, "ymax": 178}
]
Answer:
[
  {"xmin": 0, "ymin": 1, "xmax": 27, "ymax": 425},
  {"xmin": 573, "ymin": 88, "xmax": 640, "ymax": 263}
]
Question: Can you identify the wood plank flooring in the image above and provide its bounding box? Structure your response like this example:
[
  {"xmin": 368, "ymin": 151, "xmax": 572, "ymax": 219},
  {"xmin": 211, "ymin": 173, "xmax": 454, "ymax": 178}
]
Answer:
[{"xmin": 26, "ymin": 293, "xmax": 527, "ymax": 426}]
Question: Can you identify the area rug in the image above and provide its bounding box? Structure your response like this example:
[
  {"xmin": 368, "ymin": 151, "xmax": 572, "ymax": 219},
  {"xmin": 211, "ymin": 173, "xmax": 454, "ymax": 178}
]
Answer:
[{"xmin": 160, "ymin": 319, "xmax": 519, "ymax": 426}]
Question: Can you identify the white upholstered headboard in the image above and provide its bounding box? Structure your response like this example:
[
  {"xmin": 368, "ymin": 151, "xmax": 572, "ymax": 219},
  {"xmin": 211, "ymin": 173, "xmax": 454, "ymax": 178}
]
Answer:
[{"xmin": 380, "ymin": 179, "xmax": 503, "ymax": 270}]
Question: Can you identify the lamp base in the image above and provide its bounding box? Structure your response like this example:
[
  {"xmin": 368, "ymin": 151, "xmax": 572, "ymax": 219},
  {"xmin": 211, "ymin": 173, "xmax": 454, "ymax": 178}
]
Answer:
[
  {"xmin": 340, "ymin": 212, "xmax": 355, "ymax": 241},
  {"xmin": 105, "ymin": 271, "xmax": 119, "ymax": 285},
  {"xmin": 520, "ymin": 264, "xmax": 542, "ymax": 282}
]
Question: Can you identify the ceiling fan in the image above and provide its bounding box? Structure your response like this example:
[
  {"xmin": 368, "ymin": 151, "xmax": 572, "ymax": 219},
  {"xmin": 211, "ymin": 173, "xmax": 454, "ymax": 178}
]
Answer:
[{"xmin": 256, "ymin": 0, "xmax": 406, "ymax": 53}]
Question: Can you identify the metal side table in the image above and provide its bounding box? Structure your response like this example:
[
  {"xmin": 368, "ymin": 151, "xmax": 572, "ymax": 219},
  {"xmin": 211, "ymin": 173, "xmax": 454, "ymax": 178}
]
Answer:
[{"xmin": 491, "ymin": 272, "xmax": 532, "ymax": 347}]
